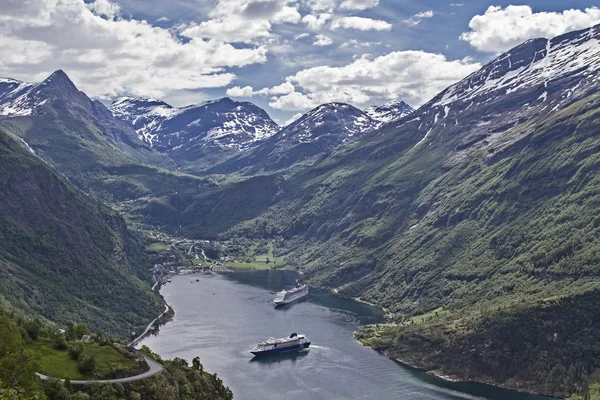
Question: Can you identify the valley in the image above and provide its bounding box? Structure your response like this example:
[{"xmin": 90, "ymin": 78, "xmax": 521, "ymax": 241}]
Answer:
[{"xmin": 1, "ymin": 14, "xmax": 600, "ymax": 400}]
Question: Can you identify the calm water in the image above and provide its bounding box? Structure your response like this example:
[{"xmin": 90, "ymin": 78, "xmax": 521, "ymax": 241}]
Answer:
[{"xmin": 139, "ymin": 270, "xmax": 549, "ymax": 400}]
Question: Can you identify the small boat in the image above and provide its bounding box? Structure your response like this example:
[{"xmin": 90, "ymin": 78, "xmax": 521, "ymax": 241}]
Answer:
[
  {"xmin": 274, "ymin": 282, "xmax": 308, "ymax": 306},
  {"xmin": 250, "ymin": 333, "xmax": 311, "ymax": 356}
]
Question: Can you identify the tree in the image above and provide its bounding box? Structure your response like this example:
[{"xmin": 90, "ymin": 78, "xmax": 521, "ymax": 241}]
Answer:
[
  {"xmin": 23, "ymin": 320, "xmax": 41, "ymax": 341},
  {"xmin": 68, "ymin": 343, "xmax": 84, "ymax": 360},
  {"xmin": 192, "ymin": 357, "xmax": 203, "ymax": 372},
  {"xmin": 53, "ymin": 336, "xmax": 67, "ymax": 351},
  {"xmin": 0, "ymin": 316, "xmax": 42, "ymax": 396},
  {"xmin": 77, "ymin": 353, "xmax": 96, "ymax": 375}
]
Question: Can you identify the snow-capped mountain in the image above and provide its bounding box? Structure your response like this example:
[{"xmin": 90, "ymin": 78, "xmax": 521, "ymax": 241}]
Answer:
[
  {"xmin": 0, "ymin": 70, "xmax": 172, "ymax": 171},
  {"xmin": 384, "ymin": 23, "xmax": 600, "ymax": 168},
  {"xmin": 0, "ymin": 70, "xmax": 98, "ymax": 117},
  {"xmin": 279, "ymin": 102, "xmax": 378, "ymax": 143},
  {"xmin": 364, "ymin": 100, "xmax": 414, "ymax": 124},
  {"xmin": 209, "ymin": 102, "xmax": 379, "ymax": 174},
  {"xmin": 110, "ymin": 96, "xmax": 279, "ymax": 161}
]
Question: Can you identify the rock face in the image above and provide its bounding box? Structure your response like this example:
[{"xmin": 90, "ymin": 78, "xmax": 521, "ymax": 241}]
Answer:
[
  {"xmin": 364, "ymin": 100, "xmax": 414, "ymax": 124},
  {"xmin": 110, "ymin": 96, "xmax": 279, "ymax": 163},
  {"xmin": 209, "ymin": 102, "xmax": 380, "ymax": 174}
]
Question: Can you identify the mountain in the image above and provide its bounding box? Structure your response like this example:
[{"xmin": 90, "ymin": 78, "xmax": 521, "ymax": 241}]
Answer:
[
  {"xmin": 364, "ymin": 100, "xmax": 414, "ymax": 124},
  {"xmin": 0, "ymin": 71, "xmax": 212, "ymax": 203},
  {"xmin": 0, "ymin": 128, "xmax": 163, "ymax": 337},
  {"xmin": 0, "ymin": 70, "xmax": 153, "ymax": 152},
  {"xmin": 157, "ymin": 25, "xmax": 600, "ymax": 395},
  {"xmin": 110, "ymin": 96, "xmax": 279, "ymax": 167},
  {"xmin": 209, "ymin": 102, "xmax": 379, "ymax": 175}
]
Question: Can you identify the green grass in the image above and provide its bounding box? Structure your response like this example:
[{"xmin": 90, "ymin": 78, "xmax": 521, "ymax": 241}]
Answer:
[
  {"xmin": 30, "ymin": 341, "xmax": 140, "ymax": 380},
  {"xmin": 145, "ymin": 242, "xmax": 170, "ymax": 251},
  {"xmin": 406, "ymin": 307, "xmax": 452, "ymax": 324},
  {"xmin": 226, "ymin": 261, "xmax": 279, "ymax": 270}
]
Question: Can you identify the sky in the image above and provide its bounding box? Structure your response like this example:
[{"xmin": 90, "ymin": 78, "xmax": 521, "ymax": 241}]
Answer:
[{"xmin": 1, "ymin": 1, "xmax": 600, "ymax": 124}]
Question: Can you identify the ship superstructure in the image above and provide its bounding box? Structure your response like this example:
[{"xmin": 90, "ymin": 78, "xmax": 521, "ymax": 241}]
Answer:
[
  {"xmin": 250, "ymin": 333, "xmax": 311, "ymax": 356},
  {"xmin": 274, "ymin": 282, "xmax": 308, "ymax": 306}
]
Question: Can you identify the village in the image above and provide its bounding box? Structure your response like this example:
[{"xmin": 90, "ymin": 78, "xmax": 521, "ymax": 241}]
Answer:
[{"xmin": 144, "ymin": 232, "xmax": 290, "ymax": 286}]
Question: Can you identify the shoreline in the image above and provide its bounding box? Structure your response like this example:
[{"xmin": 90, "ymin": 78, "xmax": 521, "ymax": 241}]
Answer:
[
  {"xmin": 356, "ymin": 340, "xmax": 555, "ymax": 399},
  {"xmin": 146, "ymin": 271, "xmax": 553, "ymax": 399},
  {"xmin": 323, "ymin": 282, "xmax": 554, "ymax": 398}
]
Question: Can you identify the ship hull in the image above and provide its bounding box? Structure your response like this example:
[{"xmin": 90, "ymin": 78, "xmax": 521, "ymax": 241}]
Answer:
[
  {"xmin": 274, "ymin": 292, "xmax": 308, "ymax": 306},
  {"xmin": 273, "ymin": 290, "xmax": 308, "ymax": 307},
  {"xmin": 251, "ymin": 342, "xmax": 311, "ymax": 356}
]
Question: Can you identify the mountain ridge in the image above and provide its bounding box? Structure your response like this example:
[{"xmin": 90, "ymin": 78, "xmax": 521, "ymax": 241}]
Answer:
[{"xmin": 110, "ymin": 96, "xmax": 279, "ymax": 168}]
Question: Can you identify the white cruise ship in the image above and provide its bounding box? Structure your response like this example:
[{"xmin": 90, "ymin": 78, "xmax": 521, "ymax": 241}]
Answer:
[{"xmin": 273, "ymin": 282, "xmax": 308, "ymax": 306}]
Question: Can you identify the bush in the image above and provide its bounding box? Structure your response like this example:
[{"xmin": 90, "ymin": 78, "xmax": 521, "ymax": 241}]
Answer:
[
  {"xmin": 77, "ymin": 353, "xmax": 96, "ymax": 374},
  {"xmin": 68, "ymin": 343, "xmax": 84, "ymax": 360},
  {"xmin": 54, "ymin": 336, "xmax": 67, "ymax": 350}
]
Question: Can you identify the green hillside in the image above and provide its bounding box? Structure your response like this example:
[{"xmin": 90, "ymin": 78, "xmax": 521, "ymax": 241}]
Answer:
[
  {"xmin": 140, "ymin": 88, "xmax": 600, "ymax": 395},
  {"xmin": 0, "ymin": 129, "xmax": 163, "ymax": 337}
]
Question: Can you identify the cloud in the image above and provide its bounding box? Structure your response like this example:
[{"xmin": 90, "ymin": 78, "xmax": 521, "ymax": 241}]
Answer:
[
  {"xmin": 331, "ymin": 16, "xmax": 392, "ymax": 31},
  {"xmin": 294, "ymin": 32, "xmax": 310, "ymax": 40},
  {"xmin": 304, "ymin": 0, "xmax": 337, "ymax": 12},
  {"xmin": 340, "ymin": 39, "xmax": 381, "ymax": 48},
  {"xmin": 339, "ymin": 0, "xmax": 379, "ymax": 11},
  {"xmin": 450, "ymin": 3, "xmax": 464, "ymax": 6},
  {"xmin": 284, "ymin": 112, "xmax": 304, "ymax": 126},
  {"xmin": 226, "ymin": 85, "xmax": 255, "ymax": 97},
  {"xmin": 302, "ymin": 13, "xmax": 332, "ymax": 30},
  {"xmin": 460, "ymin": 5, "xmax": 600, "ymax": 53},
  {"xmin": 263, "ymin": 51, "xmax": 481, "ymax": 111},
  {"xmin": 226, "ymin": 81, "xmax": 295, "ymax": 97},
  {"xmin": 180, "ymin": 0, "xmax": 301, "ymax": 44},
  {"xmin": 0, "ymin": 0, "xmax": 267, "ymax": 100},
  {"xmin": 404, "ymin": 10, "xmax": 434, "ymax": 26},
  {"xmin": 313, "ymin": 34, "xmax": 333, "ymax": 46}
]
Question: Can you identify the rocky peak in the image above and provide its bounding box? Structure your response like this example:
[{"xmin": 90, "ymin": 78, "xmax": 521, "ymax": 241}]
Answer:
[{"xmin": 364, "ymin": 100, "xmax": 414, "ymax": 124}]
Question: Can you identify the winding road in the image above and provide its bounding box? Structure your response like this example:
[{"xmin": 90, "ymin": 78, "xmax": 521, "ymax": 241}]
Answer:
[{"xmin": 36, "ymin": 355, "xmax": 164, "ymax": 385}]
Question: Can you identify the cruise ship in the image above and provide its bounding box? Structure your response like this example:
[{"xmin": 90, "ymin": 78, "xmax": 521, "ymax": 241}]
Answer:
[
  {"xmin": 273, "ymin": 282, "xmax": 308, "ymax": 306},
  {"xmin": 250, "ymin": 333, "xmax": 311, "ymax": 356}
]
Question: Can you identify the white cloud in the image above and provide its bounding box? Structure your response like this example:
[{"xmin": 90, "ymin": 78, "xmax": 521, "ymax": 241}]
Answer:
[
  {"xmin": 450, "ymin": 3, "xmax": 464, "ymax": 7},
  {"xmin": 181, "ymin": 0, "xmax": 301, "ymax": 44},
  {"xmin": 181, "ymin": 18, "xmax": 272, "ymax": 43},
  {"xmin": 330, "ymin": 16, "xmax": 392, "ymax": 31},
  {"xmin": 302, "ymin": 13, "xmax": 332, "ymax": 30},
  {"xmin": 460, "ymin": 5, "xmax": 600, "ymax": 53},
  {"xmin": 284, "ymin": 112, "xmax": 304, "ymax": 126},
  {"xmin": 313, "ymin": 34, "xmax": 333, "ymax": 46},
  {"xmin": 226, "ymin": 81, "xmax": 296, "ymax": 97},
  {"xmin": 293, "ymin": 32, "xmax": 310, "ymax": 40},
  {"xmin": 264, "ymin": 51, "xmax": 481, "ymax": 111},
  {"xmin": 226, "ymin": 85, "xmax": 255, "ymax": 97},
  {"xmin": 414, "ymin": 10, "xmax": 434, "ymax": 18},
  {"xmin": 0, "ymin": 0, "xmax": 267, "ymax": 99},
  {"xmin": 259, "ymin": 81, "xmax": 296, "ymax": 95},
  {"xmin": 404, "ymin": 10, "xmax": 434, "ymax": 26},
  {"xmin": 304, "ymin": 0, "xmax": 337, "ymax": 12},
  {"xmin": 340, "ymin": 39, "xmax": 381, "ymax": 48},
  {"xmin": 339, "ymin": 0, "xmax": 379, "ymax": 11}
]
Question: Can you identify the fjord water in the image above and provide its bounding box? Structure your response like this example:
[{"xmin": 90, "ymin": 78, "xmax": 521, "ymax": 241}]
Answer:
[{"xmin": 140, "ymin": 271, "xmax": 547, "ymax": 400}]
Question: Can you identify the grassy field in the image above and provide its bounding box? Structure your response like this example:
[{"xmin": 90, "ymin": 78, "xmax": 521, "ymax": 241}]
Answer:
[
  {"xmin": 30, "ymin": 341, "xmax": 140, "ymax": 380},
  {"xmin": 145, "ymin": 242, "xmax": 170, "ymax": 251}
]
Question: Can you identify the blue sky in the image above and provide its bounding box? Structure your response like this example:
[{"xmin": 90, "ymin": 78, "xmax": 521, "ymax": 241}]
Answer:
[{"xmin": 2, "ymin": 0, "xmax": 600, "ymax": 124}]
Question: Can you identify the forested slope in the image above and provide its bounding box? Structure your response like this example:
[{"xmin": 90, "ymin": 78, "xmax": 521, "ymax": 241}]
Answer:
[{"xmin": 0, "ymin": 129, "xmax": 163, "ymax": 337}]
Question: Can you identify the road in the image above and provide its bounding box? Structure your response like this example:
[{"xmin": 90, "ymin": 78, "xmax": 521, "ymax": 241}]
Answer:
[
  {"xmin": 128, "ymin": 303, "xmax": 170, "ymax": 347},
  {"xmin": 36, "ymin": 355, "xmax": 164, "ymax": 385}
]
